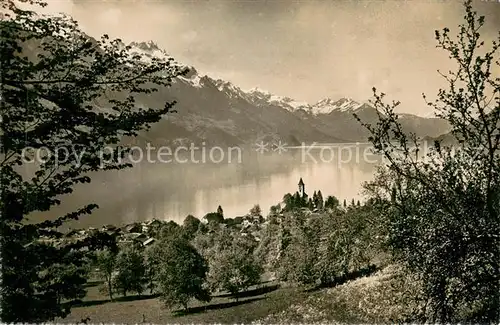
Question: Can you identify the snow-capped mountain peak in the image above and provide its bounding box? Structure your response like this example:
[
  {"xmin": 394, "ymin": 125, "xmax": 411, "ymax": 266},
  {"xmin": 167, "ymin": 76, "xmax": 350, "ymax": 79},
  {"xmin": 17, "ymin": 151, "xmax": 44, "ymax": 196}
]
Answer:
[
  {"xmin": 177, "ymin": 66, "xmax": 204, "ymax": 88},
  {"xmin": 247, "ymin": 87, "xmax": 272, "ymax": 99},
  {"xmin": 268, "ymin": 95, "xmax": 309, "ymax": 111},
  {"xmin": 245, "ymin": 87, "xmax": 309, "ymax": 111},
  {"xmin": 124, "ymin": 39, "xmax": 368, "ymax": 115},
  {"xmin": 214, "ymin": 79, "xmax": 247, "ymax": 98},
  {"xmin": 127, "ymin": 40, "xmax": 171, "ymax": 64},
  {"xmin": 311, "ymin": 97, "xmax": 362, "ymax": 115},
  {"xmin": 245, "ymin": 87, "xmax": 273, "ymax": 105},
  {"xmin": 130, "ymin": 40, "xmax": 161, "ymax": 52},
  {"xmin": 215, "ymin": 79, "xmax": 239, "ymax": 92}
]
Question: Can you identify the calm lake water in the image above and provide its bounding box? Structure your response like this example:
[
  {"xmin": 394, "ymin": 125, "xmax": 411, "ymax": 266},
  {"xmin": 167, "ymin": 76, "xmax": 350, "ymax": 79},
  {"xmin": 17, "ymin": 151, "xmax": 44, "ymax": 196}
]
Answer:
[{"xmin": 32, "ymin": 144, "xmax": 382, "ymax": 229}]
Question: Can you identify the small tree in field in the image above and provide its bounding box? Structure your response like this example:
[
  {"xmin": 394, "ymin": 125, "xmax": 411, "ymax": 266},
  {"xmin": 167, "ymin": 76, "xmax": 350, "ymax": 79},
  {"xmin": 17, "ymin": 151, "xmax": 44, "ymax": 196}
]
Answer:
[
  {"xmin": 95, "ymin": 249, "xmax": 116, "ymax": 301},
  {"xmin": 144, "ymin": 243, "xmax": 162, "ymax": 294},
  {"xmin": 275, "ymin": 213, "xmax": 318, "ymax": 285},
  {"xmin": 357, "ymin": 1, "xmax": 499, "ymax": 322},
  {"xmin": 207, "ymin": 234, "xmax": 263, "ymax": 301},
  {"xmin": 155, "ymin": 235, "xmax": 210, "ymax": 311},
  {"xmin": 35, "ymin": 246, "xmax": 89, "ymax": 305},
  {"xmin": 315, "ymin": 207, "xmax": 373, "ymax": 283},
  {"xmin": 113, "ymin": 246, "xmax": 146, "ymax": 297},
  {"xmin": 0, "ymin": 0, "xmax": 184, "ymax": 321}
]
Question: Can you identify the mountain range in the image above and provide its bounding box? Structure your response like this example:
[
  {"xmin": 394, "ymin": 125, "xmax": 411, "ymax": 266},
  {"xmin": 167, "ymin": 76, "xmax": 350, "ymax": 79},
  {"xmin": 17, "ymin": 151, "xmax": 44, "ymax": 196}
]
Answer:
[
  {"xmin": 124, "ymin": 41, "xmax": 451, "ymax": 148},
  {"xmin": 25, "ymin": 33, "xmax": 451, "ymax": 148}
]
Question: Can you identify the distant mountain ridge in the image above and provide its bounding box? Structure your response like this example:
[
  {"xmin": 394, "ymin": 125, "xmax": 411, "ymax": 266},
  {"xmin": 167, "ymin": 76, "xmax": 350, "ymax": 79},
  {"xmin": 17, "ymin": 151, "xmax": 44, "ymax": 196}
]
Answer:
[{"xmin": 42, "ymin": 36, "xmax": 453, "ymax": 147}]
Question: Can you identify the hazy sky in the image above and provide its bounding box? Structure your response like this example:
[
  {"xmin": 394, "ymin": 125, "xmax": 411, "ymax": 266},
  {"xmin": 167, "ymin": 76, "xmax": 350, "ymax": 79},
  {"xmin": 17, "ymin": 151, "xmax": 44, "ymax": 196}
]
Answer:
[{"xmin": 42, "ymin": 0, "xmax": 499, "ymax": 116}]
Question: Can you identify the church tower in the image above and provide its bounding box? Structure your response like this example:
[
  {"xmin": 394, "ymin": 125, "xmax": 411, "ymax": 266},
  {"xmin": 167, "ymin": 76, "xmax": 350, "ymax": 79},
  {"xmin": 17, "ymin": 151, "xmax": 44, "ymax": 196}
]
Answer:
[{"xmin": 298, "ymin": 178, "xmax": 305, "ymax": 198}]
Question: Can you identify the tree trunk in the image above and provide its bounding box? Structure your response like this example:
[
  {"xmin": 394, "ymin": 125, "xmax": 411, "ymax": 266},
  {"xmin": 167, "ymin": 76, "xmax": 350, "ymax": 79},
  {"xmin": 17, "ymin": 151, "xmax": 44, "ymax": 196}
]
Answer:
[{"xmin": 107, "ymin": 276, "xmax": 113, "ymax": 301}]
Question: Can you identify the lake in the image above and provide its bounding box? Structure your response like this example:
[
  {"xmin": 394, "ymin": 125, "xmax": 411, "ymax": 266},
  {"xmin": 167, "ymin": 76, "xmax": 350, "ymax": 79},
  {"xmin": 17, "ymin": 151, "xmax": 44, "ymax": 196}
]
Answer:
[{"xmin": 30, "ymin": 143, "xmax": 382, "ymax": 229}]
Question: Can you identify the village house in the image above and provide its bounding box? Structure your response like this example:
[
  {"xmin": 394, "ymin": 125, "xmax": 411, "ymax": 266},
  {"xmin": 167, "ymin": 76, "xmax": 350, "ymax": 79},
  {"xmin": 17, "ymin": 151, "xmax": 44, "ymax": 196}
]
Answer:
[
  {"xmin": 145, "ymin": 219, "xmax": 162, "ymax": 228},
  {"xmin": 123, "ymin": 223, "xmax": 141, "ymax": 233},
  {"xmin": 143, "ymin": 237, "xmax": 155, "ymax": 247}
]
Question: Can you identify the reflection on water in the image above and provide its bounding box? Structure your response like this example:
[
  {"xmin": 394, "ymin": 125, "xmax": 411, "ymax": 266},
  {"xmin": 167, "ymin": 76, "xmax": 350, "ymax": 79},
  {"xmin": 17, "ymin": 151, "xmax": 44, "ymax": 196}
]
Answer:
[{"xmin": 31, "ymin": 145, "xmax": 382, "ymax": 228}]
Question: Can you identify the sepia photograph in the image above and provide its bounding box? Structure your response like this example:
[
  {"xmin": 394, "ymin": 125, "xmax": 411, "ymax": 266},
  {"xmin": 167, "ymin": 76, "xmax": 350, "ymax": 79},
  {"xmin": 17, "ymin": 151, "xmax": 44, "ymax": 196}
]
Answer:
[{"xmin": 1, "ymin": 0, "xmax": 499, "ymax": 323}]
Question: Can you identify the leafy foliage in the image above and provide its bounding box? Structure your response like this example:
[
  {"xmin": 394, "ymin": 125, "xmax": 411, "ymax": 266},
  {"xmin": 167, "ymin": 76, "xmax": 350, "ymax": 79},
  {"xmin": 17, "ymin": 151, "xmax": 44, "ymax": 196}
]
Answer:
[
  {"xmin": 0, "ymin": 0, "xmax": 184, "ymax": 321},
  {"xmin": 324, "ymin": 195, "xmax": 339, "ymax": 210},
  {"xmin": 94, "ymin": 249, "xmax": 116, "ymax": 301},
  {"xmin": 154, "ymin": 236, "xmax": 211, "ymax": 311},
  {"xmin": 206, "ymin": 231, "xmax": 263, "ymax": 299},
  {"xmin": 315, "ymin": 204, "xmax": 379, "ymax": 284},
  {"xmin": 113, "ymin": 245, "xmax": 146, "ymax": 297},
  {"xmin": 6, "ymin": 242, "xmax": 90, "ymax": 321},
  {"xmin": 312, "ymin": 191, "xmax": 324, "ymax": 210},
  {"xmin": 158, "ymin": 220, "xmax": 181, "ymax": 240},
  {"xmin": 358, "ymin": 1, "xmax": 500, "ymax": 322},
  {"xmin": 144, "ymin": 243, "xmax": 162, "ymax": 294},
  {"xmin": 182, "ymin": 214, "xmax": 201, "ymax": 240},
  {"xmin": 249, "ymin": 204, "xmax": 262, "ymax": 217},
  {"xmin": 272, "ymin": 204, "xmax": 380, "ymax": 287},
  {"xmin": 282, "ymin": 192, "xmax": 308, "ymax": 211},
  {"xmin": 269, "ymin": 204, "xmax": 281, "ymax": 216}
]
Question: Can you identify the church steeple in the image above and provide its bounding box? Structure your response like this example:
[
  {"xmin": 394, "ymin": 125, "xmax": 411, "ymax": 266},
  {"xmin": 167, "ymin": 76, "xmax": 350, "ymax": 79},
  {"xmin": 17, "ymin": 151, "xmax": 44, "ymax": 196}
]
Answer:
[{"xmin": 298, "ymin": 178, "xmax": 305, "ymax": 198}]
